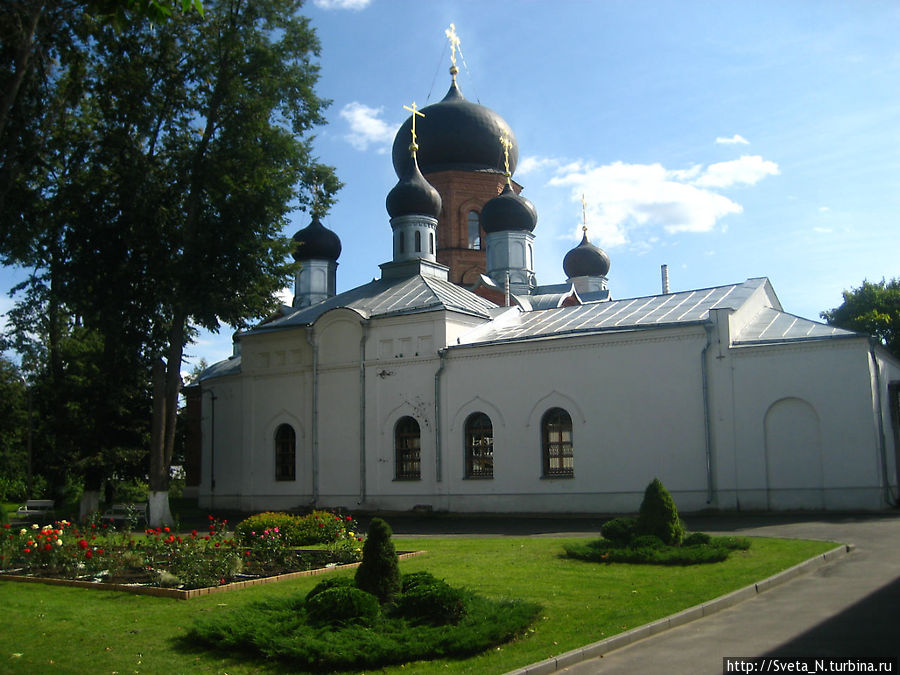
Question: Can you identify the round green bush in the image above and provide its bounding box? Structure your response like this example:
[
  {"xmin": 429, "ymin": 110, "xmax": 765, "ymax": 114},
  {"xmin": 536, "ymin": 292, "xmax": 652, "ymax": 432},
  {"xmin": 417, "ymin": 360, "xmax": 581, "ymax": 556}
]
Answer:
[
  {"xmin": 355, "ymin": 517, "xmax": 401, "ymax": 603},
  {"xmin": 401, "ymin": 571, "xmax": 440, "ymax": 592},
  {"xmin": 630, "ymin": 534, "xmax": 665, "ymax": 550},
  {"xmin": 683, "ymin": 532, "xmax": 712, "ymax": 547},
  {"xmin": 305, "ymin": 576, "xmax": 356, "ymax": 602},
  {"xmin": 305, "ymin": 586, "xmax": 380, "ymax": 626},
  {"xmin": 600, "ymin": 517, "xmax": 636, "ymax": 544},
  {"xmin": 234, "ymin": 512, "xmax": 301, "ymax": 545},
  {"xmin": 394, "ymin": 580, "xmax": 468, "ymax": 626},
  {"xmin": 636, "ymin": 478, "xmax": 685, "ymax": 546}
]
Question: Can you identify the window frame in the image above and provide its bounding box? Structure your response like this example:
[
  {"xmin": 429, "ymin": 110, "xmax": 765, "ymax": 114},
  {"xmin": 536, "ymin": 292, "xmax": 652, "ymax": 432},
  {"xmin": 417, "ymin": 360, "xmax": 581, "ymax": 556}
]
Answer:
[
  {"xmin": 394, "ymin": 416, "xmax": 421, "ymax": 480},
  {"xmin": 464, "ymin": 412, "xmax": 494, "ymax": 479},
  {"xmin": 274, "ymin": 423, "xmax": 296, "ymax": 482},
  {"xmin": 541, "ymin": 408, "xmax": 574, "ymax": 478}
]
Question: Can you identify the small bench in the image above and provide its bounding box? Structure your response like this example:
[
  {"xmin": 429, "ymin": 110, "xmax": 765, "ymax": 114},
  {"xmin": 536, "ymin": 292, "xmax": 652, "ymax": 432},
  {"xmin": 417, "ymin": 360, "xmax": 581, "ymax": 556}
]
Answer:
[
  {"xmin": 102, "ymin": 503, "xmax": 149, "ymax": 526},
  {"xmin": 15, "ymin": 500, "xmax": 56, "ymax": 521}
]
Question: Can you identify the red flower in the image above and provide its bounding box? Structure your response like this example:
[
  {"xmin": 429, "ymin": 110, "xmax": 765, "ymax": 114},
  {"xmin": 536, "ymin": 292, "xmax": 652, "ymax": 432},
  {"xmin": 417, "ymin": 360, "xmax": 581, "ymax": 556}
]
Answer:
[
  {"xmin": 23, "ymin": 547, "xmax": 31, "ymax": 553},
  {"xmin": 85, "ymin": 551, "xmax": 93, "ymax": 559},
  {"xmin": 346, "ymin": 516, "xmax": 352, "ymax": 521},
  {"xmin": 214, "ymin": 542, "xmax": 220, "ymax": 548},
  {"xmin": 3, "ymin": 523, "xmax": 9, "ymax": 529},
  {"xmin": 97, "ymin": 549, "xmax": 104, "ymax": 555},
  {"xmin": 244, "ymin": 551, "xmax": 250, "ymax": 557},
  {"xmin": 219, "ymin": 578, "xmax": 225, "ymax": 585},
  {"xmin": 79, "ymin": 539, "xmax": 88, "ymax": 550},
  {"xmin": 191, "ymin": 530, "xmax": 198, "ymax": 537},
  {"xmin": 163, "ymin": 527, "xmax": 170, "ymax": 533},
  {"xmin": 318, "ymin": 523, "xmax": 324, "ymax": 528},
  {"xmin": 204, "ymin": 535, "xmax": 210, "ymax": 541},
  {"xmin": 208, "ymin": 515, "xmax": 214, "ymax": 520},
  {"xmin": 44, "ymin": 543, "xmax": 52, "ymax": 551}
]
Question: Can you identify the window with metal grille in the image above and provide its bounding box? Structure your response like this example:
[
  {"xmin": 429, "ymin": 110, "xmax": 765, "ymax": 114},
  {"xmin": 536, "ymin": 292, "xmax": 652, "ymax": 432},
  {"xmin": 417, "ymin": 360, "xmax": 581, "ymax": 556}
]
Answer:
[
  {"xmin": 274, "ymin": 424, "xmax": 296, "ymax": 481},
  {"xmin": 542, "ymin": 408, "xmax": 573, "ymax": 477},
  {"xmin": 465, "ymin": 412, "xmax": 494, "ymax": 478},
  {"xmin": 467, "ymin": 210, "xmax": 481, "ymax": 249},
  {"xmin": 395, "ymin": 416, "xmax": 421, "ymax": 480}
]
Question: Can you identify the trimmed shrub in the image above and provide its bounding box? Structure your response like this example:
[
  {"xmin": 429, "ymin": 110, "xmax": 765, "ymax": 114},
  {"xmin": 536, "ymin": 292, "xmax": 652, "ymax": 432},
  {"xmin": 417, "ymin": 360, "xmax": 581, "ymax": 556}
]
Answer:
[
  {"xmin": 305, "ymin": 586, "xmax": 380, "ymax": 626},
  {"xmin": 355, "ymin": 517, "xmax": 401, "ymax": 603},
  {"xmin": 630, "ymin": 534, "xmax": 665, "ymax": 550},
  {"xmin": 394, "ymin": 580, "xmax": 468, "ymax": 626},
  {"xmin": 401, "ymin": 571, "xmax": 440, "ymax": 592},
  {"xmin": 636, "ymin": 478, "xmax": 685, "ymax": 546},
  {"xmin": 683, "ymin": 532, "xmax": 712, "ymax": 547},
  {"xmin": 235, "ymin": 510, "xmax": 355, "ymax": 546},
  {"xmin": 235, "ymin": 512, "xmax": 301, "ymax": 545},
  {"xmin": 305, "ymin": 576, "xmax": 356, "ymax": 602},
  {"xmin": 600, "ymin": 517, "xmax": 636, "ymax": 545},
  {"xmin": 710, "ymin": 535, "xmax": 751, "ymax": 551}
]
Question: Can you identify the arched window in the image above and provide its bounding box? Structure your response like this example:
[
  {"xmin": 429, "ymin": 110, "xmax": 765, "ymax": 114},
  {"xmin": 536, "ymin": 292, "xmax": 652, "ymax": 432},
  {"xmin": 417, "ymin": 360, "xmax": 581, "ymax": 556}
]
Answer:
[
  {"xmin": 542, "ymin": 408, "xmax": 573, "ymax": 477},
  {"xmin": 414, "ymin": 230, "xmax": 422, "ymax": 253},
  {"xmin": 395, "ymin": 416, "xmax": 421, "ymax": 480},
  {"xmin": 465, "ymin": 412, "xmax": 493, "ymax": 478},
  {"xmin": 467, "ymin": 211, "xmax": 481, "ymax": 249},
  {"xmin": 429, "ymin": 232, "xmax": 435, "ymax": 254},
  {"xmin": 274, "ymin": 424, "xmax": 296, "ymax": 481},
  {"xmin": 396, "ymin": 231, "xmax": 405, "ymax": 254}
]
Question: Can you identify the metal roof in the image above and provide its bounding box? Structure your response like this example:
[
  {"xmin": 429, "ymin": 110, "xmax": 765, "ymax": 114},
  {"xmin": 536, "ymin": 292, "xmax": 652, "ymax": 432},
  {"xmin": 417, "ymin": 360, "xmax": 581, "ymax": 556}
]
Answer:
[
  {"xmin": 247, "ymin": 273, "xmax": 497, "ymax": 335},
  {"xmin": 459, "ymin": 278, "xmax": 768, "ymax": 345},
  {"xmin": 733, "ymin": 307, "xmax": 856, "ymax": 345}
]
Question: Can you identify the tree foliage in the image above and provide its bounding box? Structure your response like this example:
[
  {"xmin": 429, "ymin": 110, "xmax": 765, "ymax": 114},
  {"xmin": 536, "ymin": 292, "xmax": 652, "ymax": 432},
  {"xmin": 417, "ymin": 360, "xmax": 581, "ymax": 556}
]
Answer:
[
  {"xmin": 821, "ymin": 278, "xmax": 900, "ymax": 360},
  {"xmin": 355, "ymin": 518, "xmax": 401, "ymax": 603},
  {"xmin": 636, "ymin": 478, "xmax": 684, "ymax": 546},
  {"xmin": 1, "ymin": 0, "xmax": 340, "ymax": 521}
]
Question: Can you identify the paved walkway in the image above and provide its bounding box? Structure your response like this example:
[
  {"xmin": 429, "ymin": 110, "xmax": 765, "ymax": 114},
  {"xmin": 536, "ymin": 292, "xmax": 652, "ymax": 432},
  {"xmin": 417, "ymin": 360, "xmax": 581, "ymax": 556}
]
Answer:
[
  {"xmin": 550, "ymin": 514, "xmax": 900, "ymax": 674},
  {"xmin": 382, "ymin": 512, "xmax": 900, "ymax": 673}
]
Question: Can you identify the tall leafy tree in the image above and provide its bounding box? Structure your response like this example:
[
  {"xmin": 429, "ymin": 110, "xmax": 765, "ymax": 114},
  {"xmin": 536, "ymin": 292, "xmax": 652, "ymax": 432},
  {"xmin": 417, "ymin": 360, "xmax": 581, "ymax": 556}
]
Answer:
[
  {"xmin": 822, "ymin": 279, "xmax": 900, "ymax": 360},
  {"xmin": 2, "ymin": 0, "xmax": 340, "ymax": 524}
]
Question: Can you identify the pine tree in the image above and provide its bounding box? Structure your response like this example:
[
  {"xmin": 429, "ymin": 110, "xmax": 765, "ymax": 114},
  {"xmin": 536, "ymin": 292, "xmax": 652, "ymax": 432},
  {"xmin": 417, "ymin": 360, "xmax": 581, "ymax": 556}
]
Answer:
[
  {"xmin": 636, "ymin": 478, "xmax": 685, "ymax": 546},
  {"xmin": 355, "ymin": 518, "xmax": 401, "ymax": 603}
]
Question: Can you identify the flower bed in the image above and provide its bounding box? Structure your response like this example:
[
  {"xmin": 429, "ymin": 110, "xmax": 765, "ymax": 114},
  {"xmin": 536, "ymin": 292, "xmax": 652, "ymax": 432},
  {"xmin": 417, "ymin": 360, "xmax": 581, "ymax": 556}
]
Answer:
[{"xmin": 0, "ymin": 512, "xmax": 390, "ymax": 598}]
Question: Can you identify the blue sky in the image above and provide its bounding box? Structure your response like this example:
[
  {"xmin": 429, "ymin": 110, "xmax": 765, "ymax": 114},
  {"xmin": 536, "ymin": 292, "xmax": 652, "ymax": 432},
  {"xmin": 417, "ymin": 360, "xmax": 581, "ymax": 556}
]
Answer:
[{"xmin": 3, "ymin": 0, "xmax": 898, "ymax": 371}]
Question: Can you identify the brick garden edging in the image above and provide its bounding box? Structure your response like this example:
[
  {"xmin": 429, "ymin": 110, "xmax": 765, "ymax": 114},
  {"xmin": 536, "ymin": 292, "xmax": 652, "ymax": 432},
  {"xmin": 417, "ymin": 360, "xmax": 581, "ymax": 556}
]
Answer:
[{"xmin": 0, "ymin": 550, "xmax": 427, "ymax": 600}]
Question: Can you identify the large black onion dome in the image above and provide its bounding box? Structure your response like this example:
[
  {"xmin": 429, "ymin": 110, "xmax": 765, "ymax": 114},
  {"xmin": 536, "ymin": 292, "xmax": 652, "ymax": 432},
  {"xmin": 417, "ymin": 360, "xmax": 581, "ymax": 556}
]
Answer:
[
  {"xmin": 563, "ymin": 230, "xmax": 611, "ymax": 278},
  {"xmin": 292, "ymin": 217, "xmax": 342, "ymax": 261},
  {"xmin": 481, "ymin": 183, "xmax": 537, "ymax": 233},
  {"xmin": 391, "ymin": 81, "xmax": 518, "ymax": 176},
  {"xmin": 386, "ymin": 152, "xmax": 442, "ymax": 218}
]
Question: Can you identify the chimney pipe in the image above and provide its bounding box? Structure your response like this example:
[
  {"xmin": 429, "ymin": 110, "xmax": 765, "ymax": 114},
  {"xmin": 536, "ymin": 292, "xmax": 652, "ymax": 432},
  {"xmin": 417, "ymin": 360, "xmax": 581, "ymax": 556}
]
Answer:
[{"xmin": 661, "ymin": 264, "xmax": 670, "ymax": 295}]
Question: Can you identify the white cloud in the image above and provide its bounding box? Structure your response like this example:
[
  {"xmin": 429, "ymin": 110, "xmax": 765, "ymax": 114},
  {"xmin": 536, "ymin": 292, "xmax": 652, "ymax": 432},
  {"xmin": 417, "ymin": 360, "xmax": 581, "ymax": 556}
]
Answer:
[
  {"xmin": 692, "ymin": 155, "xmax": 779, "ymax": 189},
  {"xmin": 818, "ymin": 206, "xmax": 831, "ymax": 213},
  {"xmin": 812, "ymin": 227, "xmax": 833, "ymax": 234},
  {"xmin": 716, "ymin": 134, "xmax": 750, "ymax": 145},
  {"xmin": 313, "ymin": 0, "xmax": 370, "ymax": 10},
  {"xmin": 340, "ymin": 102, "xmax": 396, "ymax": 152},
  {"xmin": 275, "ymin": 286, "xmax": 293, "ymax": 306},
  {"xmin": 516, "ymin": 155, "xmax": 559, "ymax": 176},
  {"xmin": 549, "ymin": 160, "xmax": 744, "ymax": 246}
]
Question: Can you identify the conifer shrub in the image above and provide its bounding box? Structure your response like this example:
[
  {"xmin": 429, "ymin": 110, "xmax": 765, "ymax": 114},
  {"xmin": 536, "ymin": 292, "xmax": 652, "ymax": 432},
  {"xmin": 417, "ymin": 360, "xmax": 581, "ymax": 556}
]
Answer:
[
  {"xmin": 635, "ymin": 478, "xmax": 685, "ymax": 546},
  {"xmin": 354, "ymin": 517, "xmax": 401, "ymax": 603},
  {"xmin": 630, "ymin": 534, "xmax": 665, "ymax": 550},
  {"xmin": 305, "ymin": 576, "xmax": 355, "ymax": 601},
  {"xmin": 683, "ymin": 532, "xmax": 712, "ymax": 547},
  {"xmin": 401, "ymin": 570, "xmax": 440, "ymax": 592},
  {"xmin": 305, "ymin": 585, "xmax": 380, "ymax": 626},
  {"xmin": 600, "ymin": 516, "xmax": 637, "ymax": 544},
  {"xmin": 393, "ymin": 579, "xmax": 468, "ymax": 626}
]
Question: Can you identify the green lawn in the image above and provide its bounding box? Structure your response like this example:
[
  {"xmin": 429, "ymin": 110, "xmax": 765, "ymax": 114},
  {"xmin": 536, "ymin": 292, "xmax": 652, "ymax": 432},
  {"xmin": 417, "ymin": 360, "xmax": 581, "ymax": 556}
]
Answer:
[{"xmin": 0, "ymin": 534, "xmax": 838, "ymax": 674}]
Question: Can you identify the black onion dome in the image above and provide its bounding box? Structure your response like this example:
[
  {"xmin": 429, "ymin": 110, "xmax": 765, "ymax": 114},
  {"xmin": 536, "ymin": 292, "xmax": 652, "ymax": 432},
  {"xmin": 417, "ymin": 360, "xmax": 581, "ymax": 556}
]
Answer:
[
  {"xmin": 386, "ymin": 152, "xmax": 442, "ymax": 218},
  {"xmin": 391, "ymin": 81, "xmax": 518, "ymax": 176},
  {"xmin": 292, "ymin": 217, "xmax": 342, "ymax": 261},
  {"xmin": 481, "ymin": 184, "xmax": 537, "ymax": 233},
  {"xmin": 563, "ymin": 231, "xmax": 611, "ymax": 278}
]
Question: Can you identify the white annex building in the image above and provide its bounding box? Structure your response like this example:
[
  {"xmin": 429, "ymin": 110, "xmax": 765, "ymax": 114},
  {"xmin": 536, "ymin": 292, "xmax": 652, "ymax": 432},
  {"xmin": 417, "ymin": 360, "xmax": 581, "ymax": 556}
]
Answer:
[{"xmin": 191, "ymin": 58, "xmax": 900, "ymax": 515}]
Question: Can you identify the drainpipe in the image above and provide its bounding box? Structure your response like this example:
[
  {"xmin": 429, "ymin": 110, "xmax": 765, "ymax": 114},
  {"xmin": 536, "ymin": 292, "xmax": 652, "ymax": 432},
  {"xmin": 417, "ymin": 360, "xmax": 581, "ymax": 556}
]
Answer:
[
  {"xmin": 359, "ymin": 320, "xmax": 369, "ymax": 505},
  {"xmin": 201, "ymin": 387, "xmax": 218, "ymax": 499},
  {"xmin": 701, "ymin": 322, "xmax": 715, "ymax": 505},
  {"xmin": 306, "ymin": 326, "xmax": 319, "ymax": 507},
  {"xmin": 434, "ymin": 348, "xmax": 447, "ymax": 483},
  {"xmin": 869, "ymin": 341, "xmax": 897, "ymax": 505}
]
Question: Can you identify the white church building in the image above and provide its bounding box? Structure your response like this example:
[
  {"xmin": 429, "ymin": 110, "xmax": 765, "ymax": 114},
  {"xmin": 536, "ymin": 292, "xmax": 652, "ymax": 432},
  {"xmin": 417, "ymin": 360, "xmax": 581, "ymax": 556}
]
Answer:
[{"xmin": 191, "ymin": 62, "xmax": 900, "ymax": 515}]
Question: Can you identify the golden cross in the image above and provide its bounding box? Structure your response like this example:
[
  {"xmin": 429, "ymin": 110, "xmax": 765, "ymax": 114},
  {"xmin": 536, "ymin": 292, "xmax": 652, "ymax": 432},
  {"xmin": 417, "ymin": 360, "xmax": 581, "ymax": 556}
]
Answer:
[
  {"xmin": 403, "ymin": 102, "xmax": 425, "ymax": 152},
  {"xmin": 446, "ymin": 23, "xmax": 460, "ymax": 80},
  {"xmin": 499, "ymin": 134, "xmax": 513, "ymax": 185},
  {"xmin": 581, "ymin": 194, "xmax": 588, "ymax": 234}
]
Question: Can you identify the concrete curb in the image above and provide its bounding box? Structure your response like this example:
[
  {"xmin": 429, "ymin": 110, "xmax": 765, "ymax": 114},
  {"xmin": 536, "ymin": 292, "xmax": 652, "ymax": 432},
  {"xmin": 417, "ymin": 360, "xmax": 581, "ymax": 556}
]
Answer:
[{"xmin": 505, "ymin": 543, "xmax": 853, "ymax": 675}]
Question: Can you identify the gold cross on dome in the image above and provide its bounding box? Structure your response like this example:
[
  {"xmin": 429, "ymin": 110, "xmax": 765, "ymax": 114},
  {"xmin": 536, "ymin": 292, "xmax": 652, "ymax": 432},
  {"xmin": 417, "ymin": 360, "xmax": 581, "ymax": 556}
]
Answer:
[
  {"xmin": 499, "ymin": 134, "xmax": 513, "ymax": 185},
  {"xmin": 581, "ymin": 194, "xmax": 589, "ymax": 233},
  {"xmin": 403, "ymin": 102, "xmax": 425, "ymax": 152},
  {"xmin": 444, "ymin": 23, "xmax": 459, "ymax": 74}
]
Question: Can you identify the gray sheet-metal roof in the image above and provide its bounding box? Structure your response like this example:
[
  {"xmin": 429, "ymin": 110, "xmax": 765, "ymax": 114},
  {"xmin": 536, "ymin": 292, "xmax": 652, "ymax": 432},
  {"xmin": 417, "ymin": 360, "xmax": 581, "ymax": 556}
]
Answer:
[
  {"xmin": 458, "ymin": 278, "xmax": 769, "ymax": 345},
  {"xmin": 198, "ymin": 355, "xmax": 242, "ymax": 382},
  {"xmin": 734, "ymin": 307, "xmax": 857, "ymax": 345},
  {"xmin": 247, "ymin": 273, "xmax": 497, "ymax": 335}
]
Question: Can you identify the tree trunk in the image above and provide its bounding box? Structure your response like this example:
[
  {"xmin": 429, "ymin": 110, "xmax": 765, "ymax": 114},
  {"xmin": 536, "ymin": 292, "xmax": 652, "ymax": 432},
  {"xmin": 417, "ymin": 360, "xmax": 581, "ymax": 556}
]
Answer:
[{"xmin": 79, "ymin": 490, "xmax": 100, "ymax": 521}]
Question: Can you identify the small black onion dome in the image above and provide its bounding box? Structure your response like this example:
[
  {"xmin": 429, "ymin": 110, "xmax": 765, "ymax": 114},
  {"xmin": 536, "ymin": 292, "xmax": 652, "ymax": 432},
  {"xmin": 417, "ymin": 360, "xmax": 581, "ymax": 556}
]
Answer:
[
  {"xmin": 292, "ymin": 217, "xmax": 342, "ymax": 261},
  {"xmin": 481, "ymin": 183, "xmax": 537, "ymax": 233},
  {"xmin": 391, "ymin": 81, "xmax": 518, "ymax": 176},
  {"xmin": 386, "ymin": 152, "xmax": 442, "ymax": 219},
  {"xmin": 563, "ymin": 231, "xmax": 611, "ymax": 278}
]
